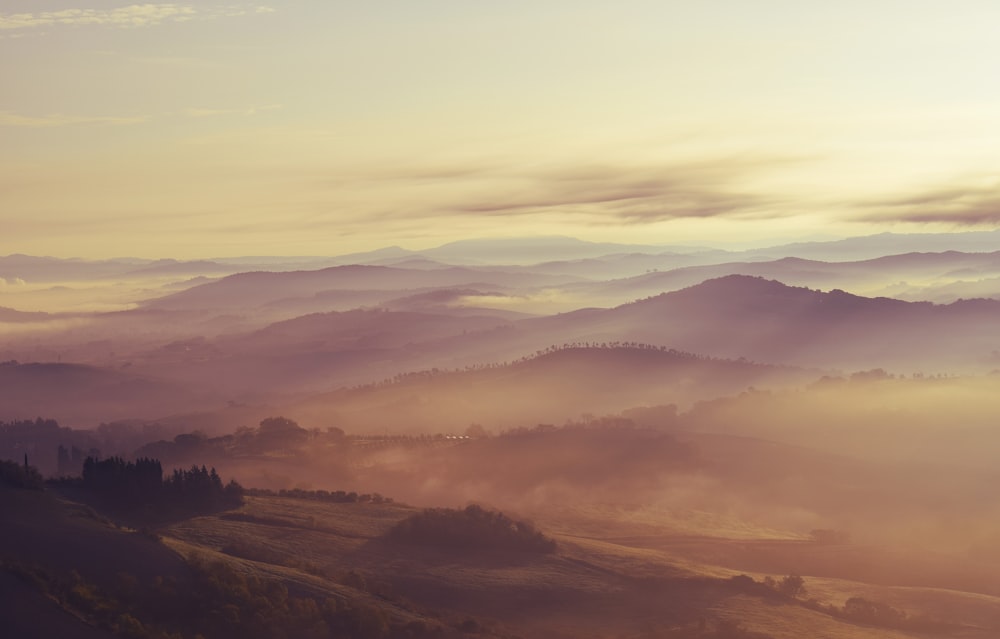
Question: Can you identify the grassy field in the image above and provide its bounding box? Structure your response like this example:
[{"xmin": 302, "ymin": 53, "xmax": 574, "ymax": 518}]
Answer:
[
  {"xmin": 5, "ymin": 480, "xmax": 999, "ymax": 638},
  {"xmin": 157, "ymin": 494, "xmax": 1000, "ymax": 638}
]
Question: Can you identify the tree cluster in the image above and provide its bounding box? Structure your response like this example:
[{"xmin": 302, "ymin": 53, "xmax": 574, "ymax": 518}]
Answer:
[
  {"xmin": 387, "ymin": 504, "xmax": 556, "ymax": 554},
  {"xmin": 810, "ymin": 595, "xmax": 950, "ymax": 632},
  {"xmin": 729, "ymin": 573, "xmax": 806, "ymax": 599},
  {"xmin": 727, "ymin": 573, "xmax": 952, "ymax": 633},
  {"xmin": 135, "ymin": 417, "xmax": 339, "ymax": 463},
  {"xmin": 1, "ymin": 417, "xmax": 61, "ymax": 433},
  {"xmin": 839, "ymin": 597, "xmax": 906, "ymax": 626},
  {"xmin": 80, "ymin": 456, "xmax": 243, "ymax": 515}
]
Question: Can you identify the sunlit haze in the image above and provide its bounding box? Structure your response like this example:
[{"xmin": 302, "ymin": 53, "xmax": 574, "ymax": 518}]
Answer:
[
  {"xmin": 4, "ymin": 1, "xmax": 1000, "ymax": 257},
  {"xmin": 5, "ymin": 5, "xmax": 1000, "ymax": 639}
]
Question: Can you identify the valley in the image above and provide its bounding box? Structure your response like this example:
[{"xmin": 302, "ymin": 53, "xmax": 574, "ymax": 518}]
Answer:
[{"xmin": 3, "ymin": 233, "xmax": 1000, "ymax": 637}]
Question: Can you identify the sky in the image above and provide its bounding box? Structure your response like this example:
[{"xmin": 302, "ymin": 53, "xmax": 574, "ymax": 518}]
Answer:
[{"xmin": 3, "ymin": 0, "xmax": 1000, "ymax": 258}]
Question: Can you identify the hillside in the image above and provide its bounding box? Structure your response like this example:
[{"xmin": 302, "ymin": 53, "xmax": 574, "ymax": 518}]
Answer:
[
  {"xmin": 0, "ymin": 483, "xmax": 190, "ymax": 637},
  {"xmin": 574, "ymin": 250, "xmax": 1000, "ymax": 304},
  {"xmin": 0, "ymin": 482, "xmax": 503, "ymax": 638},
  {"xmin": 122, "ymin": 308, "xmax": 516, "ymax": 396},
  {"xmin": 0, "ymin": 306, "xmax": 52, "ymax": 322},
  {"xmin": 0, "ymin": 362, "xmax": 215, "ymax": 428},
  {"xmin": 287, "ymin": 345, "xmax": 815, "ymax": 433},
  {"xmin": 11, "ymin": 263, "xmax": 1000, "ymax": 423},
  {"xmin": 5, "ymin": 428, "xmax": 1000, "ymax": 638},
  {"xmin": 160, "ymin": 493, "xmax": 1000, "ymax": 638},
  {"xmin": 515, "ymin": 276, "xmax": 1000, "ymax": 372},
  {"xmin": 141, "ymin": 264, "xmax": 579, "ymax": 312}
]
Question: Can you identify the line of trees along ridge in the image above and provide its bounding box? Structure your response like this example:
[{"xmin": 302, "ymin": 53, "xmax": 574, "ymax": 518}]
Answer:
[{"xmin": 80, "ymin": 455, "xmax": 244, "ymax": 513}]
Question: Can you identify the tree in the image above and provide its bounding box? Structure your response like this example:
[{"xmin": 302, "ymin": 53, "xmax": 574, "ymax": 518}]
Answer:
[
  {"xmin": 777, "ymin": 574, "xmax": 805, "ymax": 598},
  {"xmin": 256, "ymin": 416, "xmax": 309, "ymax": 450},
  {"xmin": 842, "ymin": 596, "xmax": 906, "ymax": 626}
]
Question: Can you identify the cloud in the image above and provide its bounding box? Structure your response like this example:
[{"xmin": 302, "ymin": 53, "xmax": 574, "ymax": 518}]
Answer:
[
  {"xmin": 0, "ymin": 104, "xmax": 280, "ymax": 128},
  {"xmin": 0, "ymin": 29, "xmax": 45, "ymax": 40},
  {"xmin": 396, "ymin": 159, "xmax": 790, "ymax": 224},
  {"xmin": 0, "ymin": 277, "xmax": 27, "ymax": 289},
  {"xmin": 859, "ymin": 180, "xmax": 1000, "ymax": 226},
  {"xmin": 182, "ymin": 104, "xmax": 282, "ymax": 118},
  {"xmin": 449, "ymin": 176, "xmax": 767, "ymax": 223},
  {"xmin": 0, "ymin": 111, "xmax": 149, "ymax": 128},
  {"xmin": 0, "ymin": 5, "xmax": 195, "ymax": 30},
  {"xmin": 0, "ymin": 4, "xmax": 274, "ymax": 32}
]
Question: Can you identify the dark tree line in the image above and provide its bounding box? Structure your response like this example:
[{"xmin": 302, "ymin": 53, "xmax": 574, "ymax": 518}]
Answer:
[
  {"xmin": 0, "ymin": 417, "xmax": 61, "ymax": 433},
  {"xmin": 1, "ymin": 417, "xmax": 103, "ymax": 477},
  {"xmin": 80, "ymin": 455, "xmax": 244, "ymax": 514}
]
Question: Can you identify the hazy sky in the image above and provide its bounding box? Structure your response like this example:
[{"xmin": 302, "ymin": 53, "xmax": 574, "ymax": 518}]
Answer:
[{"xmin": 3, "ymin": 1, "xmax": 1000, "ymax": 258}]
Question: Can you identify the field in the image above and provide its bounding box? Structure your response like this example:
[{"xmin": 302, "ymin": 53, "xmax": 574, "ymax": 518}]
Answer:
[{"xmin": 155, "ymin": 494, "xmax": 1000, "ymax": 638}]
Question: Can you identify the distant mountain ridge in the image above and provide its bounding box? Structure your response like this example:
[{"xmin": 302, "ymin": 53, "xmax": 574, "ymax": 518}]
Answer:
[
  {"xmin": 112, "ymin": 275, "xmax": 1000, "ymax": 404},
  {"xmin": 6, "ymin": 230, "xmax": 1000, "ymax": 289},
  {"xmin": 0, "ymin": 362, "xmax": 213, "ymax": 426},
  {"xmin": 0, "ymin": 306, "xmax": 51, "ymax": 322},
  {"xmin": 543, "ymin": 275, "xmax": 1000, "ymax": 371},
  {"xmin": 140, "ymin": 263, "xmax": 581, "ymax": 312},
  {"xmin": 748, "ymin": 229, "xmax": 1000, "ymax": 261}
]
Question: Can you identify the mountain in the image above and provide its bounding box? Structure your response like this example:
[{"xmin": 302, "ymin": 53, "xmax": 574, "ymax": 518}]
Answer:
[
  {"xmin": 122, "ymin": 259, "xmax": 235, "ymax": 278},
  {"xmin": 0, "ymin": 306, "xmax": 51, "ymax": 323},
  {"xmin": 141, "ymin": 264, "xmax": 581, "ymax": 312},
  {"xmin": 206, "ymin": 274, "xmax": 1000, "ymax": 399},
  {"xmin": 521, "ymin": 250, "xmax": 736, "ymax": 279},
  {"xmin": 237, "ymin": 308, "xmax": 511, "ymax": 354},
  {"xmin": 11, "ymin": 274, "xmax": 1000, "ymax": 419},
  {"xmin": 0, "ymin": 362, "xmax": 216, "ymax": 428},
  {"xmin": 378, "ymin": 288, "xmax": 536, "ymax": 319},
  {"xmin": 0, "ymin": 255, "xmax": 149, "ymax": 283},
  {"xmin": 115, "ymin": 308, "xmax": 517, "ymax": 397},
  {"xmin": 381, "ymin": 275, "xmax": 999, "ymax": 376},
  {"xmin": 327, "ymin": 244, "xmax": 421, "ymax": 263},
  {"xmin": 528, "ymin": 275, "xmax": 1000, "ymax": 372},
  {"xmin": 750, "ymin": 230, "xmax": 1000, "ymax": 261},
  {"xmin": 566, "ymin": 251, "xmax": 1000, "ymax": 307},
  {"xmin": 419, "ymin": 235, "xmax": 674, "ymax": 265},
  {"xmin": 891, "ymin": 275, "xmax": 1000, "ymax": 303}
]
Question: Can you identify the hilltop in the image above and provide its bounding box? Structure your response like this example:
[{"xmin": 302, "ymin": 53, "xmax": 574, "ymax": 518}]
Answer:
[{"xmin": 514, "ymin": 275, "xmax": 1000, "ymax": 372}]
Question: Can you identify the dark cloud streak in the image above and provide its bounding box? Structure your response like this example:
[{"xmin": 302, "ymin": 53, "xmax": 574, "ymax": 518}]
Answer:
[
  {"xmin": 860, "ymin": 181, "xmax": 1000, "ymax": 226},
  {"xmin": 355, "ymin": 157, "xmax": 795, "ymax": 224}
]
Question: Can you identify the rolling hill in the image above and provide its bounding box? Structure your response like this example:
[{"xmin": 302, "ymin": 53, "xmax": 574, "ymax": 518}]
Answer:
[
  {"xmin": 286, "ymin": 345, "xmax": 815, "ymax": 433},
  {"xmin": 141, "ymin": 264, "xmax": 581, "ymax": 313},
  {"xmin": 510, "ymin": 275, "xmax": 1000, "ymax": 373},
  {"xmin": 0, "ymin": 362, "xmax": 216, "ymax": 428},
  {"xmin": 550, "ymin": 250, "xmax": 1000, "ymax": 310}
]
